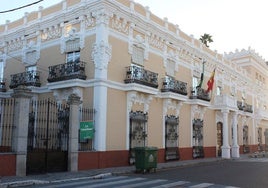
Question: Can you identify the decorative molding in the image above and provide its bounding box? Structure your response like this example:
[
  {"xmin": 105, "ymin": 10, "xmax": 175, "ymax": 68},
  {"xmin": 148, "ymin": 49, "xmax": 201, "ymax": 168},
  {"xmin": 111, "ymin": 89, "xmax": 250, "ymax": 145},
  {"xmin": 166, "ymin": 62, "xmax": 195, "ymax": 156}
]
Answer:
[
  {"xmin": 60, "ymin": 26, "xmax": 84, "ymax": 54},
  {"xmin": 92, "ymin": 40, "xmax": 112, "ymax": 70},
  {"xmin": 92, "ymin": 8, "xmax": 112, "ymax": 26},
  {"xmin": 163, "ymin": 99, "xmax": 183, "ymax": 116},
  {"xmin": 191, "ymin": 104, "xmax": 207, "ymax": 120},
  {"xmin": 128, "ymin": 31, "xmax": 149, "ymax": 60},
  {"xmin": 216, "ymin": 111, "xmax": 223, "ymax": 123},
  {"xmin": 127, "ymin": 91, "xmax": 153, "ymax": 113},
  {"xmin": 41, "ymin": 25, "xmax": 62, "ymax": 42},
  {"xmin": 111, "ymin": 15, "xmax": 129, "ymax": 35},
  {"xmin": 53, "ymin": 87, "xmax": 83, "ymax": 103},
  {"xmin": 22, "ymin": 40, "xmax": 40, "ymax": 65}
]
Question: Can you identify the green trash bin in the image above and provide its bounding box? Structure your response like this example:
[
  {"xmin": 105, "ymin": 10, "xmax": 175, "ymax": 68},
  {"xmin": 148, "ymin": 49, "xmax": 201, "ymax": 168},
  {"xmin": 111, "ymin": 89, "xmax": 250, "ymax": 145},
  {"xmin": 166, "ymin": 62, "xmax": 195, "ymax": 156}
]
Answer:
[{"xmin": 134, "ymin": 146, "xmax": 158, "ymax": 173}]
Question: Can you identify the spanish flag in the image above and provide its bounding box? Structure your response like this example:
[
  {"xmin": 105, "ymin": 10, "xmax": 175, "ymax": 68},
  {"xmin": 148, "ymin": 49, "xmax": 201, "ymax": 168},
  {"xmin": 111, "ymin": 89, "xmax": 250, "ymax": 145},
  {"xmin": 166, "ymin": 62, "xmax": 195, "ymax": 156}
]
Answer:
[{"xmin": 206, "ymin": 68, "xmax": 216, "ymax": 93}]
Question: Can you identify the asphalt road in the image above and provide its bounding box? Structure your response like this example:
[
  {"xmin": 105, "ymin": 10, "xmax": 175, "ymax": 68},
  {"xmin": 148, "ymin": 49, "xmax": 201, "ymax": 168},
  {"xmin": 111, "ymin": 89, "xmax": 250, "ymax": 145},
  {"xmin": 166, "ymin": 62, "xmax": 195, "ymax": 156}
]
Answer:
[{"xmin": 128, "ymin": 159, "xmax": 268, "ymax": 188}]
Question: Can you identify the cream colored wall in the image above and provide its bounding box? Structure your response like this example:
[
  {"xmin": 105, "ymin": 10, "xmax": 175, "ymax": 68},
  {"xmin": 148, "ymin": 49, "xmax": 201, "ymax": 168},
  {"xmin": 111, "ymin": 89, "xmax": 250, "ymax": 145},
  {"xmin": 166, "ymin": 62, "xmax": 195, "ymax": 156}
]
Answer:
[
  {"xmin": 106, "ymin": 88, "xmax": 127, "ymax": 150},
  {"xmin": 147, "ymin": 97, "xmax": 163, "ymax": 148},
  {"xmin": 8, "ymin": 19, "xmax": 23, "ymax": 30},
  {"xmin": 5, "ymin": 57, "xmax": 25, "ymax": 87},
  {"xmin": 39, "ymin": 45, "xmax": 63, "ymax": 85},
  {"xmin": 82, "ymin": 36, "xmax": 96, "ymax": 79},
  {"xmin": 42, "ymin": 3, "xmax": 62, "ymax": 17},
  {"xmin": 179, "ymin": 104, "xmax": 191, "ymax": 147},
  {"xmin": 203, "ymin": 109, "xmax": 217, "ymax": 147},
  {"xmin": 108, "ymin": 36, "xmax": 130, "ymax": 82}
]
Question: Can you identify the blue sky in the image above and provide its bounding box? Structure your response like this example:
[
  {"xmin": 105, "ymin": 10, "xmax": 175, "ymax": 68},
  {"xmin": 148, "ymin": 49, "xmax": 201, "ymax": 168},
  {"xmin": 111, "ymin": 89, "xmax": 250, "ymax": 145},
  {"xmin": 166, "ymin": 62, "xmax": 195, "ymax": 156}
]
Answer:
[{"xmin": 1, "ymin": 0, "xmax": 268, "ymax": 60}]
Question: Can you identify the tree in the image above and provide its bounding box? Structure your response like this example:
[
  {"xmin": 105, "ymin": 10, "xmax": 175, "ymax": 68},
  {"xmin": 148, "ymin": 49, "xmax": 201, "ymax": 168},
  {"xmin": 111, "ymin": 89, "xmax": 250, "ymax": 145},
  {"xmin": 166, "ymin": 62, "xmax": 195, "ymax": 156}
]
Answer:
[{"xmin": 199, "ymin": 33, "xmax": 213, "ymax": 48}]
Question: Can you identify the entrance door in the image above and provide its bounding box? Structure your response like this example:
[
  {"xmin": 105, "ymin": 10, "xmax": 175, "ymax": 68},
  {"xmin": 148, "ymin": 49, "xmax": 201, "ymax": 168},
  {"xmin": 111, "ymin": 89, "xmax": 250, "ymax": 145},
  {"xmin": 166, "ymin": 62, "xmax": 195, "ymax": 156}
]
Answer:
[
  {"xmin": 217, "ymin": 122, "xmax": 223, "ymax": 157},
  {"xmin": 27, "ymin": 99, "xmax": 69, "ymax": 174}
]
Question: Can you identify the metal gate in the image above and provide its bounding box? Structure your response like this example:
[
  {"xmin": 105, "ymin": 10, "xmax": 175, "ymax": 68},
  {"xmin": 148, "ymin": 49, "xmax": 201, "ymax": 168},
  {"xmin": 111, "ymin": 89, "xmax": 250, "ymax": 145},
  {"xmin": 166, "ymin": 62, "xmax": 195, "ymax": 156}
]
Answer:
[{"xmin": 27, "ymin": 99, "xmax": 69, "ymax": 174}]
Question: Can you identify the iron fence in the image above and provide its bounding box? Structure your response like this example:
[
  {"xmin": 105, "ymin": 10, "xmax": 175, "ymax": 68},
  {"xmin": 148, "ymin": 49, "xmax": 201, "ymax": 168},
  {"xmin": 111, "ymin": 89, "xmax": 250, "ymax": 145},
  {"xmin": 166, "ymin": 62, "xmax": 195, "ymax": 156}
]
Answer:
[
  {"xmin": 79, "ymin": 106, "xmax": 95, "ymax": 151},
  {"xmin": 0, "ymin": 98, "xmax": 15, "ymax": 152}
]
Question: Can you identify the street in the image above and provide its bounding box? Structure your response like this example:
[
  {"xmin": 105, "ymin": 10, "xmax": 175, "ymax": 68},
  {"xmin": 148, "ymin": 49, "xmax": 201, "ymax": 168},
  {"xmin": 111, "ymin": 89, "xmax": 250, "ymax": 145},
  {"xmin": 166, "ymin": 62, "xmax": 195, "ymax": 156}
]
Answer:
[
  {"xmin": 128, "ymin": 158, "xmax": 268, "ymax": 188},
  {"xmin": 23, "ymin": 158, "xmax": 268, "ymax": 188}
]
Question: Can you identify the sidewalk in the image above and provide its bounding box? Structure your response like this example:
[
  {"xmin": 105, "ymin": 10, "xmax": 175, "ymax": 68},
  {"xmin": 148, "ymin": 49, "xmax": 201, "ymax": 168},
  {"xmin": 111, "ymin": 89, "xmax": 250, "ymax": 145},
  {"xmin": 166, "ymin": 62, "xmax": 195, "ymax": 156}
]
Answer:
[{"xmin": 0, "ymin": 156, "xmax": 247, "ymax": 188}]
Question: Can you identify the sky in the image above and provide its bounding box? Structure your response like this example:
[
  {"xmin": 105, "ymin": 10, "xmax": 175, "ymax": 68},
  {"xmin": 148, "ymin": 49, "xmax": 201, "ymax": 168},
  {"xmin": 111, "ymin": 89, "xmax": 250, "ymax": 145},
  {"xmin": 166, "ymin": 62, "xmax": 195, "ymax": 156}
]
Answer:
[{"xmin": 1, "ymin": 0, "xmax": 268, "ymax": 60}]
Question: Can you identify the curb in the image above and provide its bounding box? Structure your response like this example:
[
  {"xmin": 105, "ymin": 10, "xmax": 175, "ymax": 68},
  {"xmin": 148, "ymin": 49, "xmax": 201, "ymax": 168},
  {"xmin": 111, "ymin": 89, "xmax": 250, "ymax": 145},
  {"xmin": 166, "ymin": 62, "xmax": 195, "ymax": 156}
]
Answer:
[{"xmin": 0, "ymin": 173, "xmax": 113, "ymax": 188}]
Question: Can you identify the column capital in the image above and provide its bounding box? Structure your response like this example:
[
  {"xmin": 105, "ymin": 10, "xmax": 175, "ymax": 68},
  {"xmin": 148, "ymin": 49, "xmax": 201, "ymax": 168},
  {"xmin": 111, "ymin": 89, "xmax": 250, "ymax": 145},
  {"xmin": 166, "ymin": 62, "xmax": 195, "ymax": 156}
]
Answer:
[
  {"xmin": 11, "ymin": 86, "xmax": 33, "ymax": 99},
  {"xmin": 67, "ymin": 94, "xmax": 82, "ymax": 105},
  {"xmin": 221, "ymin": 109, "xmax": 229, "ymax": 114}
]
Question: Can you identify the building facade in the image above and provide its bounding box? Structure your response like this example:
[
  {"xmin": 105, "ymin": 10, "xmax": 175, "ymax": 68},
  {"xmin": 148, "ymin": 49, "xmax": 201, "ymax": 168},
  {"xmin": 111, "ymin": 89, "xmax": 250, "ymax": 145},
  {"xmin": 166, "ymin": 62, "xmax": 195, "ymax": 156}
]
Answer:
[{"xmin": 0, "ymin": 0, "xmax": 268, "ymax": 176}]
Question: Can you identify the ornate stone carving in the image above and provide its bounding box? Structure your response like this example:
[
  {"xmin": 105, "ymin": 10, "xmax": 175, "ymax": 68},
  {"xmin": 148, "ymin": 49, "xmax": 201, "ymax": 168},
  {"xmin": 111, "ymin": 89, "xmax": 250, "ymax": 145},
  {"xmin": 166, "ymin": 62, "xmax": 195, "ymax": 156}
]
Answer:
[
  {"xmin": 7, "ymin": 38, "xmax": 23, "ymax": 52},
  {"xmin": 163, "ymin": 99, "xmax": 183, "ymax": 116},
  {"xmin": 191, "ymin": 105, "xmax": 207, "ymax": 120},
  {"xmin": 85, "ymin": 15, "xmax": 96, "ymax": 29},
  {"xmin": 60, "ymin": 26, "xmax": 84, "ymax": 53},
  {"xmin": 111, "ymin": 15, "xmax": 129, "ymax": 34},
  {"xmin": 53, "ymin": 87, "xmax": 83, "ymax": 104},
  {"xmin": 128, "ymin": 34, "xmax": 149, "ymax": 60},
  {"xmin": 41, "ymin": 25, "xmax": 62, "ymax": 42},
  {"xmin": 92, "ymin": 40, "xmax": 112, "ymax": 70},
  {"xmin": 92, "ymin": 8, "xmax": 112, "ymax": 26},
  {"xmin": 148, "ymin": 33, "xmax": 165, "ymax": 50},
  {"xmin": 127, "ymin": 91, "xmax": 153, "ymax": 113}
]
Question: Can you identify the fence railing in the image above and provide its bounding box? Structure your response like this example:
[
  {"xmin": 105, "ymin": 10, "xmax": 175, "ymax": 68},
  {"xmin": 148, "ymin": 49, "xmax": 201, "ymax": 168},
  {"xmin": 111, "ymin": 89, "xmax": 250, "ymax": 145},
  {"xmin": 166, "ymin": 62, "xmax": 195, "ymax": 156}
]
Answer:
[
  {"xmin": 0, "ymin": 98, "xmax": 15, "ymax": 152},
  {"xmin": 79, "ymin": 106, "xmax": 95, "ymax": 151}
]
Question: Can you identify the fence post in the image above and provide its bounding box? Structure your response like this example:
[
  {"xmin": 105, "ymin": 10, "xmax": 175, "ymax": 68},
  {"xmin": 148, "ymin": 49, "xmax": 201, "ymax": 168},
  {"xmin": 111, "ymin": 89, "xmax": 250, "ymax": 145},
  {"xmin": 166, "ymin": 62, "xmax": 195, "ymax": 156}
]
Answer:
[
  {"xmin": 67, "ymin": 94, "xmax": 81, "ymax": 171},
  {"xmin": 11, "ymin": 86, "xmax": 33, "ymax": 176}
]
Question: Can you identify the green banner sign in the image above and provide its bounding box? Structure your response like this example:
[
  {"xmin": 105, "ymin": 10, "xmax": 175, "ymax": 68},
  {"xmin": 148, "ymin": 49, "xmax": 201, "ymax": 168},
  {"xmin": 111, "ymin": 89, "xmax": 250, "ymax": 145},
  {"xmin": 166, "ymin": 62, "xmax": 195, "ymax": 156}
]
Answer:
[{"xmin": 80, "ymin": 121, "xmax": 94, "ymax": 140}]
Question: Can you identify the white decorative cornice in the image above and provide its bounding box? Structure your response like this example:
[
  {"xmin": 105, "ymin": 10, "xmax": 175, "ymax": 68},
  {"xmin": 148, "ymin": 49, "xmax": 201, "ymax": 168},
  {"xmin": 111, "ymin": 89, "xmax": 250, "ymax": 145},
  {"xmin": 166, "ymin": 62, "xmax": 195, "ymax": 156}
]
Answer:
[{"xmin": 92, "ymin": 40, "xmax": 112, "ymax": 70}]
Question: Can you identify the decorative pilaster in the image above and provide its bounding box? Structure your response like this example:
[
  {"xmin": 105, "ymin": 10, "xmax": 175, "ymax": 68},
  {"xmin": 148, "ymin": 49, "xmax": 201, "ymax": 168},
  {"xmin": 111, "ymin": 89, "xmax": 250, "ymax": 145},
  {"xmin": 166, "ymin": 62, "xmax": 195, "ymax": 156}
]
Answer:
[
  {"xmin": 67, "ymin": 94, "xmax": 82, "ymax": 172},
  {"xmin": 11, "ymin": 86, "xmax": 33, "ymax": 176},
  {"xmin": 231, "ymin": 111, "xmax": 239, "ymax": 158},
  {"xmin": 92, "ymin": 8, "xmax": 112, "ymax": 151},
  {"xmin": 221, "ymin": 109, "xmax": 230, "ymax": 158}
]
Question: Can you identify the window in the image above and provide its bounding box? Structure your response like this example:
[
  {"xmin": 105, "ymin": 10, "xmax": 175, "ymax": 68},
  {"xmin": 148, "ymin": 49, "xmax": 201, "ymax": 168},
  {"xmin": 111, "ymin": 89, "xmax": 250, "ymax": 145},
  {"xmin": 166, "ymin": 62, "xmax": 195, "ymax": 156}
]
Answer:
[
  {"xmin": 192, "ymin": 77, "xmax": 198, "ymax": 88},
  {"xmin": 66, "ymin": 51, "xmax": 80, "ymax": 63},
  {"xmin": 26, "ymin": 66, "xmax": 37, "ymax": 81},
  {"xmin": 0, "ymin": 61, "xmax": 4, "ymax": 80},
  {"xmin": 132, "ymin": 45, "xmax": 144, "ymax": 66},
  {"xmin": 166, "ymin": 59, "xmax": 175, "ymax": 77},
  {"xmin": 26, "ymin": 66, "xmax": 36, "ymax": 72},
  {"xmin": 216, "ymin": 86, "xmax": 221, "ymax": 95}
]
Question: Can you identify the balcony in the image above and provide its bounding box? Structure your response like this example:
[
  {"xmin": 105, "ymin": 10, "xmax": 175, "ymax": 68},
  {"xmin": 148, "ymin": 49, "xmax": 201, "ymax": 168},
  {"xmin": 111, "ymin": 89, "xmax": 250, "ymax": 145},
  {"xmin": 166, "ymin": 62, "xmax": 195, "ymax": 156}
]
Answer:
[
  {"xmin": 124, "ymin": 65, "xmax": 158, "ymax": 88},
  {"xmin": 213, "ymin": 94, "xmax": 237, "ymax": 110},
  {"xmin": 0, "ymin": 78, "xmax": 7, "ymax": 92},
  {"xmin": 161, "ymin": 76, "xmax": 187, "ymax": 95},
  {"xmin": 189, "ymin": 87, "xmax": 210, "ymax": 101},
  {"xmin": 47, "ymin": 61, "xmax": 86, "ymax": 83},
  {"xmin": 237, "ymin": 101, "xmax": 253, "ymax": 113},
  {"xmin": 10, "ymin": 71, "xmax": 41, "ymax": 89}
]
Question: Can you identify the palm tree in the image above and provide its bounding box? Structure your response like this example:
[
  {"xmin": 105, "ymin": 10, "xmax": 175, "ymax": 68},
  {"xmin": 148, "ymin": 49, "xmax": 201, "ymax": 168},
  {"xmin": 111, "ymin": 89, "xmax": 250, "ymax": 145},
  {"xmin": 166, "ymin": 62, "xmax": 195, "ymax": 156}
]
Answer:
[{"xmin": 199, "ymin": 33, "xmax": 213, "ymax": 48}]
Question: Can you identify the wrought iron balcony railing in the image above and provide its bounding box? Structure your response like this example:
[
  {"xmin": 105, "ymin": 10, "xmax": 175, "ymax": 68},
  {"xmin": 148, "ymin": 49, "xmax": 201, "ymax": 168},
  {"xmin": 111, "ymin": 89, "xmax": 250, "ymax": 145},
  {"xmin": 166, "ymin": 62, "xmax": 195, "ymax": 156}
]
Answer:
[
  {"xmin": 10, "ymin": 71, "xmax": 41, "ymax": 89},
  {"xmin": 124, "ymin": 65, "xmax": 158, "ymax": 88},
  {"xmin": 47, "ymin": 61, "xmax": 86, "ymax": 82},
  {"xmin": 161, "ymin": 76, "xmax": 187, "ymax": 95},
  {"xmin": 189, "ymin": 87, "xmax": 210, "ymax": 101},
  {"xmin": 237, "ymin": 101, "xmax": 253, "ymax": 113},
  {"xmin": 0, "ymin": 78, "xmax": 7, "ymax": 92}
]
